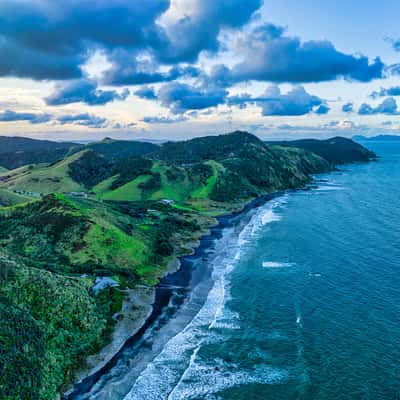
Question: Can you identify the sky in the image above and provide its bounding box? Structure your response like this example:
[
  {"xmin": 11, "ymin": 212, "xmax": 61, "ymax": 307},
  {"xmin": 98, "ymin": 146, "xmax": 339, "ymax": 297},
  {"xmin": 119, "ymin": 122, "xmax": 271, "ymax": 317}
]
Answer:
[{"xmin": 1, "ymin": 0, "xmax": 400, "ymax": 142}]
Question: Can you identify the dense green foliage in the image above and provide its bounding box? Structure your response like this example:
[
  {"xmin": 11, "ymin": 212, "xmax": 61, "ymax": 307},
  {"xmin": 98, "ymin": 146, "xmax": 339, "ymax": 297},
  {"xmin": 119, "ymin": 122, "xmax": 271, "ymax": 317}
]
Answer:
[
  {"xmin": 0, "ymin": 136, "xmax": 78, "ymax": 170},
  {"xmin": 69, "ymin": 150, "xmax": 114, "ymax": 188},
  {"xmin": 0, "ymin": 195, "xmax": 89, "ymax": 273},
  {"xmin": 71, "ymin": 138, "xmax": 159, "ymax": 161},
  {"xmin": 0, "ymin": 262, "xmax": 112, "ymax": 400},
  {"xmin": 154, "ymin": 131, "xmax": 265, "ymax": 164},
  {"xmin": 111, "ymin": 158, "xmax": 153, "ymax": 190},
  {"xmin": 268, "ymin": 137, "xmax": 376, "ymax": 165}
]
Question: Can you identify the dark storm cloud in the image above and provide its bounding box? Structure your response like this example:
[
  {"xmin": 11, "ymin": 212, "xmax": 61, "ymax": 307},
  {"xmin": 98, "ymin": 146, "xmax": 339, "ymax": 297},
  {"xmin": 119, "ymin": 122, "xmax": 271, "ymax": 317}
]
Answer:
[
  {"xmin": 0, "ymin": 36, "xmax": 83, "ymax": 80},
  {"xmin": 156, "ymin": 82, "xmax": 227, "ymax": 114},
  {"xmin": 155, "ymin": 0, "xmax": 262, "ymax": 63},
  {"xmin": 103, "ymin": 51, "xmax": 200, "ymax": 85},
  {"xmin": 342, "ymin": 102, "xmax": 354, "ymax": 113},
  {"xmin": 0, "ymin": 109, "xmax": 110, "ymax": 128},
  {"xmin": 0, "ymin": 0, "xmax": 170, "ymax": 80},
  {"xmin": 56, "ymin": 113, "xmax": 108, "ymax": 128},
  {"xmin": 46, "ymin": 79, "xmax": 129, "ymax": 106},
  {"xmin": 358, "ymin": 97, "xmax": 399, "ymax": 115},
  {"xmin": 134, "ymin": 86, "xmax": 157, "ymax": 100},
  {"xmin": 228, "ymin": 86, "xmax": 326, "ymax": 116},
  {"xmin": 212, "ymin": 24, "xmax": 384, "ymax": 84},
  {"xmin": 0, "ymin": 0, "xmax": 261, "ymax": 81},
  {"xmin": 315, "ymin": 104, "xmax": 330, "ymax": 115},
  {"xmin": 0, "ymin": 110, "xmax": 52, "ymax": 124},
  {"xmin": 370, "ymin": 86, "xmax": 400, "ymax": 99}
]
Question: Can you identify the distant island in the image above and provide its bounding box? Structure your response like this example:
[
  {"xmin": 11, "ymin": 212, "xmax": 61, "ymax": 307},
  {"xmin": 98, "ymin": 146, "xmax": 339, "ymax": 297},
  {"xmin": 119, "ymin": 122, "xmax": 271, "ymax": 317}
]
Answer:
[
  {"xmin": 353, "ymin": 134, "xmax": 400, "ymax": 142},
  {"xmin": 0, "ymin": 131, "xmax": 376, "ymax": 399}
]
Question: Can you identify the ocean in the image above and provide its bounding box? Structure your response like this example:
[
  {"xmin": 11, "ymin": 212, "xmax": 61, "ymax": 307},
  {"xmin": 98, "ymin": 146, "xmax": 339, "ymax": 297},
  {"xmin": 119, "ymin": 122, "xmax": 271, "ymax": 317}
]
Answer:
[{"xmin": 69, "ymin": 141, "xmax": 400, "ymax": 400}]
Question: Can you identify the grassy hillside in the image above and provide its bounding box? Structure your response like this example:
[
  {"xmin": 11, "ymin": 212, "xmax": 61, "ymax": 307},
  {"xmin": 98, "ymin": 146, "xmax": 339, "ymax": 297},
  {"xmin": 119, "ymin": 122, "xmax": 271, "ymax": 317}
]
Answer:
[
  {"xmin": 0, "ymin": 188, "xmax": 32, "ymax": 207},
  {"xmin": 93, "ymin": 133, "xmax": 330, "ymax": 206},
  {"xmin": 0, "ymin": 151, "xmax": 89, "ymax": 194},
  {"xmin": 96, "ymin": 160, "xmax": 223, "ymax": 204},
  {"xmin": 0, "ymin": 192, "xmax": 212, "ymax": 398},
  {"xmin": 0, "ymin": 136, "xmax": 158, "ymax": 171},
  {"xmin": 0, "ymin": 136, "xmax": 78, "ymax": 170}
]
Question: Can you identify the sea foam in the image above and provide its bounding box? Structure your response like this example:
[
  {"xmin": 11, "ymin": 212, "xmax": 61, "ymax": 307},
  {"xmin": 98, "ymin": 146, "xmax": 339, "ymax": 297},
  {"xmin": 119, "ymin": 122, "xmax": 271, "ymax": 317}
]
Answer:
[
  {"xmin": 123, "ymin": 198, "xmax": 286, "ymax": 400},
  {"xmin": 262, "ymin": 262, "xmax": 294, "ymax": 268}
]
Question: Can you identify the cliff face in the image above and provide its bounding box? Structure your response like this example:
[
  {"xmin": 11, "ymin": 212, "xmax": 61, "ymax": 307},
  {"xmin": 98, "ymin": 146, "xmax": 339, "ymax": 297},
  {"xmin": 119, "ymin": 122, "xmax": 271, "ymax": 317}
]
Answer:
[{"xmin": 0, "ymin": 132, "xmax": 374, "ymax": 399}]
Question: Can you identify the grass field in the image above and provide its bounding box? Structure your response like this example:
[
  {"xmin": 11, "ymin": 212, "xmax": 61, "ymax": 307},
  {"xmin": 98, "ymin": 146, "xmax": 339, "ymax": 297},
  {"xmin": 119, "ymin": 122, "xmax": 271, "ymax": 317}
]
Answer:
[
  {"xmin": 0, "ymin": 151, "xmax": 87, "ymax": 194},
  {"xmin": 95, "ymin": 161, "xmax": 225, "ymax": 205},
  {"xmin": 100, "ymin": 175, "xmax": 151, "ymax": 202},
  {"xmin": 0, "ymin": 188, "xmax": 33, "ymax": 207}
]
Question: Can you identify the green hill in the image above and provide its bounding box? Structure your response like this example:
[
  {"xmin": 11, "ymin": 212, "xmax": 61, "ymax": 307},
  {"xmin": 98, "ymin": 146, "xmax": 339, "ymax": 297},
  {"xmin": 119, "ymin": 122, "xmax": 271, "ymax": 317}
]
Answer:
[
  {"xmin": 0, "ymin": 136, "xmax": 158, "ymax": 170},
  {"xmin": 154, "ymin": 131, "xmax": 264, "ymax": 164},
  {"xmin": 0, "ymin": 136, "xmax": 78, "ymax": 170},
  {"xmin": 70, "ymin": 137, "xmax": 159, "ymax": 161},
  {"xmin": 0, "ymin": 151, "xmax": 88, "ymax": 194},
  {"xmin": 267, "ymin": 136, "xmax": 376, "ymax": 165},
  {"xmin": 0, "ymin": 188, "xmax": 32, "ymax": 207}
]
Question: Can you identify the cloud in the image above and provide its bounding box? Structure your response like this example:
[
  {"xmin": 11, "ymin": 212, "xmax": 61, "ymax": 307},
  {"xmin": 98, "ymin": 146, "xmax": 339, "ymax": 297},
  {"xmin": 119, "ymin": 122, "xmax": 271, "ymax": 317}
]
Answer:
[
  {"xmin": 370, "ymin": 86, "xmax": 400, "ymax": 99},
  {"xmin": 213, "ymin": 24, "xmax": 384, "ymax": 84},
  {"xmin": 315, "ymin": 104, "xmax": 330, "ymax": 115},
  {"xmin": 0, "ymin": 110, "xmax": 51, "ymax": 124},
  {"xmin": 342, "ymin": 102, "xmax": 354, "ymax": 113},
  {"xmin": 156, "ymin": 0, "xmax": 262, "ymax": 63},
  {"xmin": 103, "ymin": 51, "xmax": 200, "ymax": 85},
  {"xmin": 142, "ymin": 115, "xmax": 187, "ymax": 124},
  {"xmin": 0, "ymin": 36, "xmax": 83, "ymax": 80},
  {"xmin": 385, "ymin": 37, "xmax": 400, "ymax": 52},
  {"xmin": 388, "ymin": 64, "xmax": 400, "ymax": 76},
  {"xmin": 0, "ymin": 0, "xmax": 170, "ymax": 80},
  {"xmin": 156, "ymin": 82, "xmax": 227, "ymax": 114},
  {"xmin": 0, "ymin": 109, "xmax": 111, "ymax": 128},
  {"xmin": 0, "ymin": 1, "xmax": 262, "ymax": 82},
  {"xmin": 134, "ymin": 86, "xmax": 157, "ymax": 100},
  {"xmin": 46, "ymin": 79, "xmax": 129, "ymax": 106},
  {"xmin": 228, "ymin": 86, "xmax": 326, "ymax": 116},
  {"xmin": 56, "ymin": 113, "xmax": 108, "ymax": 128},
  {"xmin": 358, "ymin": 97, "xmax": 399, "ymax": 115}
]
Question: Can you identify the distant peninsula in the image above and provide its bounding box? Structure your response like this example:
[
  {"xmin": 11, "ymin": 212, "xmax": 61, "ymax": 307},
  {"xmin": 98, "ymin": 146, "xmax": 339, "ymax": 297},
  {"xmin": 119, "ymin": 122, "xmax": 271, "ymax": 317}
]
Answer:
[{"xmin": 353, "ymin": 134, "xmax": 400, "ymax": 142}]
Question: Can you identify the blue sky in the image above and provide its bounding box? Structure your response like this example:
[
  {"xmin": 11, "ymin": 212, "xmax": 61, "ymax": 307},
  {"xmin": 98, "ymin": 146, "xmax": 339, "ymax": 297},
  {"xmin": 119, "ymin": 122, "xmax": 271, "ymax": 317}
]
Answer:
[{"xmin": 0, "ymin": 0, "xmax": 400, "ymax": 141}]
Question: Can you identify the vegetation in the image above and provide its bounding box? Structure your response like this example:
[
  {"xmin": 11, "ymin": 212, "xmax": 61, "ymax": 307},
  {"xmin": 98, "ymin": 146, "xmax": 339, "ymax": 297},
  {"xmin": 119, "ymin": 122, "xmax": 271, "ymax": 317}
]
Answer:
[
  {"xmin": 0, "ymin": 136, "xmax": 78, "ymax": 170},
  {"xmin": 0, "ymin": 131, "xmax": 374, "ymax": 399},
  {"xmin": 74, "ymin": 137, "xmax": 159, "ymax": 161},
  {"xmin": 69, "ymin": 150, "xmax": 114, "ymax": 188},
  {"xmin": 0, "ymin": 189, "xmax": 32, "ymax": 206},
  {"xmin": 0, "ymin": 261, "xmax": 113, "ymax": 400},
  {"xmin": 268, "ymin": 137, "xmax": 376, "ymax": 165}
]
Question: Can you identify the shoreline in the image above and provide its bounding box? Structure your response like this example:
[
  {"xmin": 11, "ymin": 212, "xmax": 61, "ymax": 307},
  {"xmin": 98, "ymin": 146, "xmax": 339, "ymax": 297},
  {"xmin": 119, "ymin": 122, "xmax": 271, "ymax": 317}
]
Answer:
[{"xmin": 64, "ymin": 191, "xmax": 284, "ymax": 399}]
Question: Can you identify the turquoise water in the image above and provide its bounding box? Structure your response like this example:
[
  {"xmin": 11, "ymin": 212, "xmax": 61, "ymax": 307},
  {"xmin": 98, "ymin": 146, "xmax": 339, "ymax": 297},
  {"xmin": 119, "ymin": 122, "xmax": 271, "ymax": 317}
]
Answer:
[
  {"xmin": 193, "ymin": 141, "xmax": 400, "ymax": 400},
  {"xmin": 72, "ymin": 141, "xmax": 400, "ymax": 400},
  {"xmin": 136, "ymin": 140, "xmax": 399, "ymax": 400}
]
